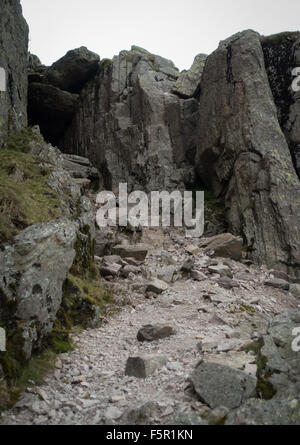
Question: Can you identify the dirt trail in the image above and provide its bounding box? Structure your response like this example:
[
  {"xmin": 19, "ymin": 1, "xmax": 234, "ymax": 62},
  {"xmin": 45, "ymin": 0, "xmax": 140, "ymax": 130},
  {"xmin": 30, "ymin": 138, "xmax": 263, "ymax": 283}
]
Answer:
[{"xmin": 0, "ymin": 228, "xmax": 298, "ymax": 425}]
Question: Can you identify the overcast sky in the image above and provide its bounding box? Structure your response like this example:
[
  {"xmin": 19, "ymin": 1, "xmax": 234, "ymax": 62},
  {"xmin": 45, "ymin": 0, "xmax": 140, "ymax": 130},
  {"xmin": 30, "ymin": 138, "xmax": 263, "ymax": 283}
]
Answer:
[{"xmin": 21, "ymin": 0, "xmax": 300, "ymax": 71}]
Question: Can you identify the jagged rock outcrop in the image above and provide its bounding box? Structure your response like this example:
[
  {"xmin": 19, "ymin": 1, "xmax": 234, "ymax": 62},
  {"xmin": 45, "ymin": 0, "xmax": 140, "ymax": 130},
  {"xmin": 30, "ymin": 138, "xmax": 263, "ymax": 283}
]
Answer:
[
  {"xmin": 60, "ymin": 46, "xmax": 197, "ymax": 192},
  {"xmin": 0, "ymin": 0, "xmax": 28, "ymax": 148},
  {"xmin": 226, "ymin": 309, "xmax": 300, "ymax": 425},
  {"xmin": 196, "ymin": 30, "xmax": 300, "ymax": 277},
  {"xmin": 28, "ymin": 47, "xmax": 100, "ymax": 146},
  {"xmin": 0, "ymin": 130, "xmax": 97, "ymax": 377},
  {"xmin": 172, "ymin": 53, "xmax": 207, "ymax": 98},
  {"xmin": 43, "ymin": 47, "xmax": 100, "ymax": 94},
  {"xmin": 261, "ymin": 32, "xmax": 300, "ymax": 178},
  {"xmin": 0, "ymin": 218, "xmax": 77, "ymax": 361}
]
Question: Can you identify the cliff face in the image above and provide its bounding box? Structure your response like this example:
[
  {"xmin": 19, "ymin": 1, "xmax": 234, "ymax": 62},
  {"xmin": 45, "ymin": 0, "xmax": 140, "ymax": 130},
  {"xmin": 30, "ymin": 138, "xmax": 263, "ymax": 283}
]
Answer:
[
  {"xmin": 28, "ymin": 47, "xmax": 100, "ymax": 145},
  {"xmin": 195, "ymin": 30, "xmax": 300, "ymax": 277},
  {"xmin": 261, "ymin": 32, "xmax": 300, "ymax": 178},
  {"xmin": 27, "ymin": 33, "xmax": 300, "ymax": 276},
  {"xmin": 0, "ymin": 3, "xmax": 104, "ymax": 394},
  {"xmin": 0, "ymin": 0, "xmax": 28, "ymax": 148},
  {"xmin": 59, "ymin": 47, "xmax": 199, "ymax": 193}
]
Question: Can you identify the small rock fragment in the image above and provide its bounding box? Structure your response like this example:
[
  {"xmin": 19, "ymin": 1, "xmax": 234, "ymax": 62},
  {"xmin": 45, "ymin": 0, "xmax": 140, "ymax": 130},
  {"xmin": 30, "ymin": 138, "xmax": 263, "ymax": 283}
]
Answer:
[
  {"xmin": 125, "ymin": 355, "xmax": 168, "ymax": 378},
  {"xmin": 137, "ymin": 324, "xmax": 177, "ymax": 342}
]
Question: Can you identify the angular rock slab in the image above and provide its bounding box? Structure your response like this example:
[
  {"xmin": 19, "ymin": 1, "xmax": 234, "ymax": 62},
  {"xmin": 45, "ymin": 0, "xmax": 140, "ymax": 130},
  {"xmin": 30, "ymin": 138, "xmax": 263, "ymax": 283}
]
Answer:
[
  {"xmin": 125, "ymin": 355, "xmax": 167, "ymax": 378},
  {"xmin": 264, "ymin": 278, "xmax": 290, "ymax": 291},
  {"xmin": 147, "ymin": 279, "xmax": 169, "ymax": 294},
  {"xmin": 190, "ymin": 362, "xmax": 257, "ymax": 409},
  {"xmin": 201, "ymin": 233, "xmax": 243, "ymax": 261},
  {"xmin": 137, "ymin": 324, "xmax": 177, "ymax": 342},
  {"xmin": 44, "ymin": 46, "xmax": 100, "ymax": 94},
  {"xmin": 112, "ymin": 244, "xmax": 148, "ymax": 262}
]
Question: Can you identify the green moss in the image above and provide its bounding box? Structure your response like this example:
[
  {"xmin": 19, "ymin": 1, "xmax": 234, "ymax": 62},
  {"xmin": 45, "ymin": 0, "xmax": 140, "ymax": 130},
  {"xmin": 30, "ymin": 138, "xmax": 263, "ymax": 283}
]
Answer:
[
  {"xmin": 0, "ymin": 381, "xmax": 10, "ymax": 411},
  {"xmin": 0, "ymin": 352, "xmax": 22, "ymax": 381},
  {"xmin": 58, "ymin": 273, "xmax": 114, "ymax": 330},
  {"xmin": 47, "ymin": 331, "xmax": 74, "ymax": 354},
  {"xmin": 70, "ymin": 225, "xmax": 96, "ymax": 279},
  {"xmin": 0, "ymin": 323, "xmax": 32, "ymax": 381},
  {"xmin": 7, "ymin": 348, "xmax": 56, "ymax": 408},
  {"xmin": 256, "ymin": 376, "xmax": 277, "ymax": 400},
  {"xmin": 242, "ymin": 340, "xmax": 261, "ymax": 354},
  {"xmin": 0, "ymin": 149, "xmax": 62, "ymax": 243},
  {"xmin": 260, "ymin": 31, "xmax": 300, "ymax": 46},
  {"xmin": 99, "ymin": 58, "xmax": 113, "ymax": 75},
  {"xmin": 254, "ymin": 339, "xmax": 278, "ymax": 400},
  {"xmin": 291, "ymin": 409, "xmax": 298, "ymax": 423},
  {"xmin": 7, "ymin": 127, "xmax": 44, "ymax": 153},
  {"xmin": 240, "ymin": 304, "xmax": 256, "ymax": 316}
]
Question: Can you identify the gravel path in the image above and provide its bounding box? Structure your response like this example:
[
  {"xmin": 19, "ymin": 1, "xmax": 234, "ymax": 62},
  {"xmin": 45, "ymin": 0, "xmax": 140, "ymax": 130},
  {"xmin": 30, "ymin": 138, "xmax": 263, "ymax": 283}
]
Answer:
[{"xmin": 0, "ymin": 229, "xmax": 298, "ymax": 425}]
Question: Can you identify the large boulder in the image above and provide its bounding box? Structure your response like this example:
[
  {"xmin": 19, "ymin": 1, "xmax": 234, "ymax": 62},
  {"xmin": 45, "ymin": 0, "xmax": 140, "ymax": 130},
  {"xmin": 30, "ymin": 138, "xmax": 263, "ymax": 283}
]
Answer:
[
  {"xmin": 43, "ymin": 47, "xmax": 100, "ymax": 94},
  {"xmin": 200, "ymin": 233, "xmax": 243, "ymax": 261},
  {"xmin": 196, "ymin": 30, "xmax": 300, "ymax": 278},
  {"xmin": 60, "ymin": 46, "xmax": 197, "ymax": 192},
  {"xmin": 0, "ymin": 218, "xmax": 77, "ymax": 361},
  {"xmin": 0, "ymin": 0, "xmax": 28, "ymax": 147},
  {"xmin": 190, "ymin": 362, "xmax": 257, "ymax": 410}
]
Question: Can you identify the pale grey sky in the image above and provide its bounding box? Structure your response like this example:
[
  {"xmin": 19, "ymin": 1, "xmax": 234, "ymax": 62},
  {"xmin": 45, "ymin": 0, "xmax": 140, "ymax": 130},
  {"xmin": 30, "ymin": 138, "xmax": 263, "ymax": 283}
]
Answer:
[{"xmin": 21, "ymin": 0, "xmax": 300, "ymax": 71}]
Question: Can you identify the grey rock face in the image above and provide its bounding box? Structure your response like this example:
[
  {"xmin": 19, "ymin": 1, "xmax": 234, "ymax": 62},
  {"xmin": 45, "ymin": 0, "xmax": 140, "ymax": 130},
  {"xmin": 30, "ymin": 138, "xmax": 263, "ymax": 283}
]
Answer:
[
  {"xmin": 60, "ymin": 154, "xmax": 100, "ymax": 184},
  {"xmin": 60, "ymin": 47, "xmax": 197, "ymax": 192},
  {"xmin": 261, "ymin": 32, "xmax": 300, "ymax": 178},
  {"xmin": 0, "ymin": 218, "xmax": 77, "ymax": 360},
  {"xmin": 196, "ymin": 30, "xmax": 300, "ymax": 277},
  {"xmin": 172, "ymin": 53, "xmax": 207, "ymax": 98},
  {"xmin": 256, "ymin": 310, "xmax": 300, "ymax": 399},
  {"xmin": 0, "ymin": 135, "xmax": 96, "ymax": 365},
  {"xmin": 190, "ymin": 362, "xmax": 257, "ymax": 409},
  {"xmin": 226, "ymin": 397, "xmax": 300, "ymax": 425},
  {"xmin": 27, "ymin": 47, "xmax": 100, "ymax": 146},
  {"xmin": 0, "ymin": 0, "xmax": 28, "ymax": 147},
  {"xmin": 44, "ymin": 47, "xmax": 100, "ymax": 94},
  {"xmin": 226, "ymin": 309, "xmax": 300, "ymax": 424}
]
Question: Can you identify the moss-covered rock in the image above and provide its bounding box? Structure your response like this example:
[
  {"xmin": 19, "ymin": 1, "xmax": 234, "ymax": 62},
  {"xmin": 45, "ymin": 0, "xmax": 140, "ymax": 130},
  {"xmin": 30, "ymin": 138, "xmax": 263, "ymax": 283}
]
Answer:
[
  {"xmin": 57, "ymin": 274, "xmax": 114, "ymax": 330},
  {"xmin": 0, "ymin": 148, "xmax": 63, "ymax": 243}
]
